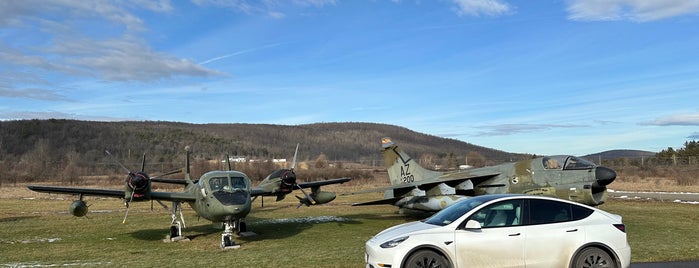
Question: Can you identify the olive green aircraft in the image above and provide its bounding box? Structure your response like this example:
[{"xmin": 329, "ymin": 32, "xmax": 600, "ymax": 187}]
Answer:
[
  {"xmin": 28, "ymin": 145, "xmax": 350, "ymax": 249},
  {"xmin": 349, "ymin": 137, "xmax": 617, "ymax": 212}
]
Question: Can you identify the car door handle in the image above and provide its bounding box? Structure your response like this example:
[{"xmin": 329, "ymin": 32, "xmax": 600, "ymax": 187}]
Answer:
[
  {"xmin": 566, "ymin": 229, "xmax": 578, "ymax": 232},
  {"xmin": 508, "ymin": 233, "xmax": 521, "ymax": 236}
]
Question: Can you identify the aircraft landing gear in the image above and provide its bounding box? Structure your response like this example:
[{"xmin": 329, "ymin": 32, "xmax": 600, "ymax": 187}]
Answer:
[
  {"xmin": 220, "ymin": 219, "xmax": 242, "ymax": 249},
  {"xmin": 164, "ymin": 201, "xmax": 189, "ymax": 242}
]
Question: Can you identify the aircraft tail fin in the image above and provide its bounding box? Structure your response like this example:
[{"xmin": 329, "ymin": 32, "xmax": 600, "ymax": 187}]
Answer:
[{"xmin": 381, "ymin": 137, "xmax": 443, "ymax": 185}]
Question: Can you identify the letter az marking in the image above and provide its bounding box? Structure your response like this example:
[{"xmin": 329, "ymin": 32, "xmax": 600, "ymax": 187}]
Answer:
[{"xmin": 400, "ymin": 164, "xmax": 414, "ymax": 183}]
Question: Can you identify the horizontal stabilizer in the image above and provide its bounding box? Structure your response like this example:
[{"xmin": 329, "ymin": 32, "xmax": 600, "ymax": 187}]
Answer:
[{"xmin": 352, "ymin": 197, "xmax": 402, "ymax": 207}]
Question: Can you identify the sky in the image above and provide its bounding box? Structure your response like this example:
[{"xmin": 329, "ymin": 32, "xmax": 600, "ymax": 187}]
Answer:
[{"xmin": 2, "ymin": 0, "xmax": 699, "ymax": 156}]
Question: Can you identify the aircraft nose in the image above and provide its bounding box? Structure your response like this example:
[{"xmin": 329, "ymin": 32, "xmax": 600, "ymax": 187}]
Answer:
[{"xmin": 595, "ymin": 166, "xmax": 616, "ymax": 186}]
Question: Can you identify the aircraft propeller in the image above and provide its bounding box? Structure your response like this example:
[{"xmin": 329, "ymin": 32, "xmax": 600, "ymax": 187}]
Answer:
[
  {"xmin": 286, "ymin": 144, "xmax": 316, "ymax": 206},
  {"xmin": 104, "ymin": 150, "xmax": 181, "ymax": 223}
]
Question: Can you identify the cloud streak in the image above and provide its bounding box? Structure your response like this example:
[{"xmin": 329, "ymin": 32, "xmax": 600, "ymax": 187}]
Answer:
[
  {"xmin": 0, "ymin": 110, "xmax": 133, "ymax": 121},
  {"xmin": 0, "ymin": 86, "xmax": 71, "ymax": 101},
  {"xmin": 566, "ymin": 0, "xmax": 699, "ymax": 22},
  {"xmin": 450, "ymin": 0, "xmax": 514, "ymax": 17},
  {"xmin": 199, "ymin": 43, "xmax": 285, "ymax": 65},
  {"xmin": 642, "ymin": 113, "xmax": 699, "ymax": 126},
  {"xmin": 473, "ymin": 123, "xmax": 587, "ymax": 136}
]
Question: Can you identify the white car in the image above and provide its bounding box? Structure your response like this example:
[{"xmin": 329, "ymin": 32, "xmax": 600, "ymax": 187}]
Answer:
[{"xmin": 365, "ymin": 194, "xmax": 631, "ymax": 268}]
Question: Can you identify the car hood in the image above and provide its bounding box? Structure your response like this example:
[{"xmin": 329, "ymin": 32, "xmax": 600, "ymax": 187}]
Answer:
[{"xmin": 370, "ymin": 221, "xmax": 437, "ymax": 243}]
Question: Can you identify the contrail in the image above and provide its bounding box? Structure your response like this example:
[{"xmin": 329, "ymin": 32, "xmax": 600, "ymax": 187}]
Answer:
[{"xmin": 199, "ymin": 43, "xmax": 284, "ymax": 65}]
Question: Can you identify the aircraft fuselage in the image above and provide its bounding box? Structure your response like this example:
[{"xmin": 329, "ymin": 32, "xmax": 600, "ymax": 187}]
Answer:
[{"xmin": 188, "ymin": 170, "xmax": 253, "ymax": 222}]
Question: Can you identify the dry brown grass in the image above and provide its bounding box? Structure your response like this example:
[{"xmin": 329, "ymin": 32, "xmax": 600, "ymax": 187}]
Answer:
[{"xmin": 609, "ymin": 176, "xmax": 699, "ymax": 192}]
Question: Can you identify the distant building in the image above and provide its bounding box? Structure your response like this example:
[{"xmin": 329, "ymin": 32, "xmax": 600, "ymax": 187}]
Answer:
[{"xmin": 222, "ymin": 156, "xmax": 246, "ymax": 163}]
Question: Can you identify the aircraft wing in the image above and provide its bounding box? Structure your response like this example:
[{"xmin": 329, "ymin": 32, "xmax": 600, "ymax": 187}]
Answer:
[
  {"xmin": 249, "ymin": 177, "xmax": 351, "ymax": 197},
  {"xmin": 297, "ymin": 177, "xmax": 351, "ymax": 189},
  {"xmin": 149, "ymin": 191, "xmax": 197, "ymax": 202},
  {"xmin": 28, "ymin": 185, "xmax": 125, "ymax": 198},
  {"xmin": 345, "ymin": 172, "xmax": 500, "ymax": 196},
  {"xmin": 150, "ymin": 178, "xmax": 198, "ymax": 185},
  {"xmin": 349, "ymin": 173, "xmax": 500, "ymax": 207},
  {"xmin": 27, "ymin": 185, "xmax": 197, "ymax": 202}
]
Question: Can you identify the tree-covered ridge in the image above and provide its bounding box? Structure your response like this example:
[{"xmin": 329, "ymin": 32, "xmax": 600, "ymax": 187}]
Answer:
[
  {"xmin": 0, "ymin": 119, "xmax": 529, "ymax": 185},
  {"xmin": 0, "ymin": 119, "xmax": 519, "ymax": 164}
]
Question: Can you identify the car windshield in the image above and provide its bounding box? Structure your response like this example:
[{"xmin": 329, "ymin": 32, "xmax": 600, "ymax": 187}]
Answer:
[{"xmin": 423, "ymin": 195, "xmax": 503, "ymax": 226}]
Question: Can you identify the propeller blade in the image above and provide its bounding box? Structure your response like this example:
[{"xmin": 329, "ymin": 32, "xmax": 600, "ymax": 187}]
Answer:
[
  {"xmin": 291, "ymin": 143, "xmax": 299, "ymax": 171},
  {"xmin": 105, "ymin": 150, "xmax": 131, "ymax": 174},
  {"xmin": 296, "ymin": 184, "xmax": 315, "ymax": 205},
  {"xmin": 122, "ymin": 191, "xmax": 135, "ymax": 224},
  {"xmin": 140, "ymin": 153, "xmax": 146, "ymax": 172},
  {"xmin": 150, "ymin": 168, "xmax": 182, "ymax": 179}
]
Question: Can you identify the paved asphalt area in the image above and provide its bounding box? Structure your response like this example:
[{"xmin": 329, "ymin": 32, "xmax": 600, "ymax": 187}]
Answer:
[{"xmin": 631, "ymin": 261, "xmax": 699, "ymax": 267}]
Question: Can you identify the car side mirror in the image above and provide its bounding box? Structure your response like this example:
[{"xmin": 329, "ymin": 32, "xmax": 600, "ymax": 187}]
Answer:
[{"xmin": 464, "ymin": 220, "xmax": 482, "ymax": 230}]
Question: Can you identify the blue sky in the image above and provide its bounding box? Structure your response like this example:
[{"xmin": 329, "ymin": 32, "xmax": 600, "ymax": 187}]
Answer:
[{"xmin": 2, "ymin": 0, "xmax": 699, "ymax": 156}]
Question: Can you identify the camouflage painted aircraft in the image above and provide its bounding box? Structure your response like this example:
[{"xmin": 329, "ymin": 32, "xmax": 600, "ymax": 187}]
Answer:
[
  {"xmin": 349, "ymin": 137, "xmax": 616, "ymax": 212},
  {"xmin": 28, "ymin": 145, "xmax": 350, "ymax": 249}
]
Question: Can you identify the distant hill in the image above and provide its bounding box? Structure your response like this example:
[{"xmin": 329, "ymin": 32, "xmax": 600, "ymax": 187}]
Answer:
[
  {"xmin": 583, "ymin": 150, "xmax": 657, "ymax": 161},
  {"xmin": 0, "ymin": 120, "xmax": 524, "ymax": 166}
]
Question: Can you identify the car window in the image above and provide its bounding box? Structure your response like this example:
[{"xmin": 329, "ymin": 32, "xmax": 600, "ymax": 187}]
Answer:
[
  {"xmin": 571, "ymin": 204, "xmax": 594, "ymax": 220},
  {"xmin": 424, "ymin": 198, "xmax": 488, "ymax": 226},
  {"xmin": 529, "ymin": 199, "xmax": 572, "ymax": 224},
  {"xmin": 467, "ymin": 199, "xmax": 523, "ymax": 228}
]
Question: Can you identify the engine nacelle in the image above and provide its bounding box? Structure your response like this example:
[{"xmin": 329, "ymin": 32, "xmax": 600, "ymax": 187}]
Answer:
[
  {"xmin": 296, "ymin": 191, "xmax": 337, "ymax": 207},
  {"xmin": 69, "ymin": 200, "xmax": 88, "ymax": 217},
  {"xmin": 125, "ymin": 171, "xmax": 151, "ymax": 200}
]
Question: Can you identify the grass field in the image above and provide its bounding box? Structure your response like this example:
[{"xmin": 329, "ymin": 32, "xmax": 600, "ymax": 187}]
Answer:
[{"xmin": 1, "ymin": 185, "xmax": 698, "ymax": 267}]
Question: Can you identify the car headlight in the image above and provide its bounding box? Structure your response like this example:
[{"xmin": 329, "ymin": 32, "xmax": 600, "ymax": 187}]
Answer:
[{"xmin": 380, "ymin": 236, "xmax": 409, "ymax": 248}]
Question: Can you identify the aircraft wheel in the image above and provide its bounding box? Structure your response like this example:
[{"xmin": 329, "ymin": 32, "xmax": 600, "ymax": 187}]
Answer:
[
  {"xmin": 169, "ymin": 225, "xmax": 179, "ymax": 238},
  {"xmin": 238, "ymin": 221, "xmax": 247, "ymax": 233},
  {"xmin": 403, "ymin": 249, "xmax": 450, "ymax": 268},
  {"xmin": 571, "ymin": 247, "xmax": 616, "ymax": 268},
  {"xmin": 222, "ymin": 236, "xmax": 233, "ymax": 248}
]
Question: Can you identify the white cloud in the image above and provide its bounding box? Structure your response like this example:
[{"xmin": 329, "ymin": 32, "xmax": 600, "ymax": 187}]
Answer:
[
  {"xmin": 0, "ymin": 0, "xmax": 224, "ymax": 88},
  {"xmin": 0, "ymin": 0, "xmax": 151, "ymax": 31},
  {"xmin": 566, "ymin": 0, "xmax": 699, "ymax": 22},
  {"xmin": 55, "ymin": 37, "xmax": 224, "ymax": 81},
  {"xmin": 450, "ymin": 0, "xmax": 513, "ymax": 17}
]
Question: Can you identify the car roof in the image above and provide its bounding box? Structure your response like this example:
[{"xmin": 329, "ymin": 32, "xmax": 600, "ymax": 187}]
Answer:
[{"xmin": 467, "ymin": 194, "xmax": 598, "ymax": 210}]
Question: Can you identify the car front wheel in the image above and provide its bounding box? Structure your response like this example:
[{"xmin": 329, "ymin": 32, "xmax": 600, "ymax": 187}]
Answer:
[
  {"xmin": 571, "ymin": 247, "xmax": 617, "ymax": 268},
  {"xmin": 403, "ymin": 249, "xmax": 450, "ymax": 268}
]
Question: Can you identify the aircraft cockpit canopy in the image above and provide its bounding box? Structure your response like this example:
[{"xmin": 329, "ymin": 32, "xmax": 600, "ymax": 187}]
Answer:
[
  {"xmin": 208, "ymin": 176, "xmax": 248, "ymax": 192},
  {"xmin": 543, "ymin": 156, "xmax": 596, "ymax": 170},
  {"xmin": 201, "ymin": 174, "xmax": 250, "ymax": 205}
]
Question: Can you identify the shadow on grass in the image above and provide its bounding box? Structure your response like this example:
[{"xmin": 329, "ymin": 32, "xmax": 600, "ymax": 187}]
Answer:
[{"xmin": 0, "ymin": 216, "xmax": 38, "ymax": 223}]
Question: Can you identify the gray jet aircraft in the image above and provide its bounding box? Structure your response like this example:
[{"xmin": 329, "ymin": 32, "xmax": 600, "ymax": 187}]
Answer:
[{"xmin": 349, "ymin": 137, "xmax": 617, "ymax": 212}]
